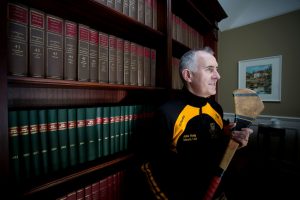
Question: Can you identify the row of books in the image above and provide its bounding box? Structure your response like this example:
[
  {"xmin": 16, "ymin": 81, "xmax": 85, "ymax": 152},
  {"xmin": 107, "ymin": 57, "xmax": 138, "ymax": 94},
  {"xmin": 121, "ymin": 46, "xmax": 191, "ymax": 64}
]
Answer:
[
  {"xmin": 7, "ymin": 3, "xmax": 157, "ymax": 87},
  {"xmin": 93, "ymin": 0, "xmax": 157, "ymax": 30},
  {"xmin": 172, "ymin": 14, "xmax": 204, "ymax": 49},
  {"xmin": 8, "ymin": 104, "xmax": 154, "ymax": 183},
  {"xmin": 171, "ymin": 57, "xmax": 183, "ymax": 90},
  {"xmin": 56, "ymin": 170, "xmax": 125, "ymax": 200}
]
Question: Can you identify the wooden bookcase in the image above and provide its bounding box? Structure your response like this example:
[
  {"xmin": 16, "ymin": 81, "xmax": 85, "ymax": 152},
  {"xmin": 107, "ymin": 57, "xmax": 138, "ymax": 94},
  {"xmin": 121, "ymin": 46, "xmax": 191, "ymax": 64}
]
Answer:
[{"xmin": 0, "ymin": 0, "xmax": 226, "ymax": 199}]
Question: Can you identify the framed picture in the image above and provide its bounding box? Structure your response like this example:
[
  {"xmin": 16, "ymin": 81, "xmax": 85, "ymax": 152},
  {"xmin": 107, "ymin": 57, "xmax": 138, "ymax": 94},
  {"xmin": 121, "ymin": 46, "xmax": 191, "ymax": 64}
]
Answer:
[{"xmin": 238, "ymin": 55, "xmax": 282, "ymax": 102}]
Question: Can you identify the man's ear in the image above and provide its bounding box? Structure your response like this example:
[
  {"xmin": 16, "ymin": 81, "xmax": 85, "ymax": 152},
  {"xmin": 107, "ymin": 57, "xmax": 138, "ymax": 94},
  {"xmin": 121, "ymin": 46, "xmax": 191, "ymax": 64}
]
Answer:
[{"xmin": 182, "ymin": 69, "xmax": 192, "ymax": 83}]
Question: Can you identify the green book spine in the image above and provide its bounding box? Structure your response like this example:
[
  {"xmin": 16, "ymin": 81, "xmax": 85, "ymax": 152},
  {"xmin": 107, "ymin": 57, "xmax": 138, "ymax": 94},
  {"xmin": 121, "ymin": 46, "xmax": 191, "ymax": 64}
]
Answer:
[
  {"xmin": 19, "ymin": 110, "xmax": 31, "ymax": 180},
  {"xmin": 58, "ymin": 108, "xmax": 68, "ymax": 169},
  {"xmin": 102, "ymin": 107, "xmax": 110, "ymax": 156},
  {"xmin": 96, "ymin": 107, "xmax": 103, "ymax": 158},
  {"xmin": 67, "ymin": 108, "xmax": 77, "ymax": 166},
  {"xmin": 124, "ymin": 106, "xmax": 129, "ymax": 150},
  {"xmin": 38, "ymin": 109, "xmax": 49, "ymax": 174},
  {"xmin": 77, "ymin": 108, "xmax": 86, "ymax": 164},
  {"xmin": 86, "ymin": 107, "xmax": 97, "ymax": 161},
  {"xmin": 119, "ymin": 106, "xmax": 125, "ymax": 152},
  {"xmin": 114, "ymin": 106, "xmax": 120, "ymax": 153},
  {"xmin": 109, "ymin": 106, "xmax": 115, "ymax": 155},
  {"xmin": 29, "ymin": 110, "xmax": 40, "ymax": 177},
  {"xmin": 8, "ymin": 110, "xmax": 21, "ymax": 183},
  {"xmin": 47, "ymin": 109, "xmax": 60, "ymax": 172}
]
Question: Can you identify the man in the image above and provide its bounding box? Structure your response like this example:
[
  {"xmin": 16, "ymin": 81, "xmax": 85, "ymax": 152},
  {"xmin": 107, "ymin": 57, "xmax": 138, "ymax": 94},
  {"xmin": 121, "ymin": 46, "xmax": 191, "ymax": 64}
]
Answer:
[{"xmin": 140, "ymin": 47, "xmax": 253, "ymax": 200}]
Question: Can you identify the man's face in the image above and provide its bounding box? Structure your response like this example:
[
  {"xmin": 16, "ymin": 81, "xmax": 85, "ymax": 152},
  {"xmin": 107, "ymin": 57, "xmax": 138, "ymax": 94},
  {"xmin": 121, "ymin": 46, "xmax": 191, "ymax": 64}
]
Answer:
[{"xmin": 189, "ymin": 52, "xmax": 220, "ymax": 97}]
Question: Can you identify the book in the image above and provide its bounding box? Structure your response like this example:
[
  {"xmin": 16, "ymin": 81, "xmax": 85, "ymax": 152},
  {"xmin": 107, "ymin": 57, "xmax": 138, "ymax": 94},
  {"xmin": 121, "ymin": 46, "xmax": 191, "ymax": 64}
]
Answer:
[
  {"xmin": 122, "ymin": 0, "xmax": 129, "ymax": 16},
  {"xmin": 7, "ymin": 3, "xmax": 28, "ymax": 76},
  {"xmin": 92, "ymin": 181, "xmax": 100, "ymax": 200},
  {"xmin": 58, "ymin": 108, "xmax": 69, "ymax": 169},
  {"xmin": 108, "ymin": 35, "xmax": 117, "ymax": 84},
  {"xmin": 116, "ymin": 37, "xmax": 124, "ymax": 85},
  {"xmin": 129, "ymin": 0, "xmax": 137, "ymax": 20},
  {"xmin": 47, "ymin": 109, "xmax": 60, "ymax": 172},
  {"xmin": 29, "ymin": 110, "xmax": 41, "ymax": 177},
  {"xmin": 114, "ymin": 106, "xmax": 121, "ymax": 153},
  {"xmin": 124, "ymin": 106, "xmax": 129, "ymax": 150},
  {"xmin": 150, "ymin": 49, "xmax": 156, "ymax": 87},
  {"xmin": 143, "ymin": 47, "xmax": 151, "ymax": 86},
  {"xmin": 84, "ymin": 185, "xmax": 92, "ymax": 199},
  {"xmin": 137, "ymin": 44, "xmax": 144, "ymax": 86},
  {"xmin": 89, "ymin": 28, "xmax": 99, "ymax": 82},
  {"xmin": 102, "ymin": 106, "xmax": 110, "ymax": 156},
  {"xmin": 137, "ymin": 0, "xmax": 145, "ymax": 24},
  {"xmin": 98, "ymin": 32, "xmax": 109, "ymax": 83},
  {"xmin": 109, "ymin": 107, "xmax": 115, "ymax": 155},
  {"xmin": 130, "ymin": 42, "xmax": 138, "ymax": 86},
  {"xmin": 38, "ymin": 109, "xmax": 49, "ymax": 174},
  {"xmin": 86, "ymin": 107, "xmax": 97, "ymax": 161},
  {"xmin": 119, "ymin": 106, "xmax": 125, "ymax": 151},
  {"xmin": 8, "ymin": 110, "xmax": 21, "ymax": 183},
  {"xmin": 114, "ymin": 0, "xmax": 123, "ymax": 12},
  {"xmin": 76, "ymin": 188, "xmax": 84, "ymax": 200},
  {"xmin": 152, "ymin": 0, "xmax": 157, "ymax": 29},
  {"xmin": 67, "ymin": 108, "xmax": 77, "ymax": 166},
  {"xmin": 19, "ymin": 110, "xmax": 31, "ymax": 180},
  {"xmin": 78, "ymin": 24, "xmax": 90, "ymax": 81},
  {"xmin": 64, "ymin": 20, "xmax": 77, "ymax": 81},
  {"xmin": 96, "ymin": 107, "xmax": 103, "ymax": 158},
  {"xmin": 107, "ymin": 0, "xmax": 115, "ymax": 8},
  {"xmin": 123, "ymin": 40, "xmax": 131, "ymax": 85},
  {"xmin": 145, "ymin": 0, "xmax": 152, "ymax": 28},
  {"xmin": 29, "ymin": 8, "xmax": 45, "ymax": 78},
  {"xmin": 77, "ymin": 108, "xmax": 87, "ymax": 164},
  {"xmin": 45, "ymin": 14, "xmax": 63, "ymax": 79}
]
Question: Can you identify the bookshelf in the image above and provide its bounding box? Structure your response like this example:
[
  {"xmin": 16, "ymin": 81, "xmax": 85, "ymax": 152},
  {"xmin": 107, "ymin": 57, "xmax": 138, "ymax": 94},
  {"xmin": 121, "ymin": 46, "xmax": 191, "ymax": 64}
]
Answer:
[{"xmin": 0, "ymin": 0, "xmax": 226, "ymax": 199}]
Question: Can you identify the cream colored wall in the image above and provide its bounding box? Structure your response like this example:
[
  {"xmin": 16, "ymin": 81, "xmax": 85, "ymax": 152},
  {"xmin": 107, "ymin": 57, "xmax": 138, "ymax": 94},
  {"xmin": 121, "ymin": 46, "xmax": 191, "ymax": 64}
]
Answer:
[{"xmin": 217, "ymin": 10, "xmax": 300, "ymax": 117}]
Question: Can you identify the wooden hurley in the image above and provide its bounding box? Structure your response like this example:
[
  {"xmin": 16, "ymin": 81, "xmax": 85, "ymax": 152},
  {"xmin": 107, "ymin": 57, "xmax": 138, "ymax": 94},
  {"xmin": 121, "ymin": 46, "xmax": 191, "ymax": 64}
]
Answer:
[{"xmin": 202, "ymin": 88, "xmax": 264, "ymax": 200}]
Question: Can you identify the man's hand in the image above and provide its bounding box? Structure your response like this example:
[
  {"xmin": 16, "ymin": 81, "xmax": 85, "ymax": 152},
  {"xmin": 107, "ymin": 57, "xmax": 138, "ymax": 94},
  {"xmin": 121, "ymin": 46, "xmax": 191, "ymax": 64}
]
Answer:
[{"xmin": 224, "ymin": 122, "xmax": 253, "ymax": 148}]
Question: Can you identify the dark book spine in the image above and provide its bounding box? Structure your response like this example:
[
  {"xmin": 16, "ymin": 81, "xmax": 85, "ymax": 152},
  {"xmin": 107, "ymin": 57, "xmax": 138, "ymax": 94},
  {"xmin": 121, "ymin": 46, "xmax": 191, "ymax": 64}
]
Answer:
[
  {"xmin": 109, "ymin": 107, "xmax": 115, "ymax": 155},
  {"xmin": 46, "ymin": 15, "xmax": 63, "ymax": 79},
  {"xmin": 119, "ymin": 106, "xmax": 125, "ymax": 151},
  {"xmin": 7, "ymin": 3, "xmax": 28, "ymax": 76},
  {"xmin": 114, "ymin": 106, "xmax": 120, "ymax": 153},
  {"xmin": 96, "ymin": 107, "xmax": 103, "ymax": 158},
  {"xmin": 123, "ymin": 40, "xmax": 131, "ymax": 85},
  {"xmin": 124, "ymin": 105, "xmax": 129, "ymax": 150},
  {"xmin": 77, "ymin": 108, "xmax": 87, "ymax": 164},
  {"xmin": 130, "ymin": 42, "xmax": 138, "ymax": 85},
  {"xmin": 47, "ymin": 109, "xmax": 60, "ymax": 172},
  {"xmin": 137, "ymin": 44, "xmax": 144, "ymax": 86},
  {"xmin": 29, "ymin": 8, "xmax": 45, "ymax": 78},
  {"xmin": 102, "ymin": 107, "xmax": 110, "ymax": 156},
  {"xmin": 38, "ymin": 109, "xmax": 49, "ymax": 174},
  {"xmin": 108, "ymin": 35, "xmax": 117, "ymax": 84},
  {"xmin": 29, "ymin": 110, "xmax": 41, "ymax": 177},
  {"xmin": 64, "ymin": 20, "xmax": 77, "ymax": 80},
  {"xmin": 89, "ymin": 28, "xmax": 99, "ymax": 82},
  {"xmin": 86, "ymin": 107, "xmax": 97, "ymax": 161},
  {"xmin": 152, "ymin": 0, "xmax": 157, "ymax": 29},
  {"xmin": 92, "ymin": 181, "xmax": 100, "ymax": 200},
  {"xmin": 78, "ymin": 24, "xmax": 90, "ymax": 82},
  {"xmin": 150, "ymin": 49, "xmax": 156, "ymax": 87},
  {"xmin": 58, "ymin": 108, "xmax": 69, "ymax": 169},
  {"xmin": 8, "ymin": 110, "xmax": 21, "ymax": 183},
  {"xmin": 67, "ymin": 108, "xmax": 77, "ymax": 166},
  {"xmin": 116, "ymin": 37, "xmax": 124, "ymax": 85},
  {"xmin": 98, "ymin": 32, "xmax": 109, "ymax": 83},
  {"xmin": 143, "ymin": 47, "xmax": 151, "ymax": 86},
  {"xmin": 84, "ymin": 185, "xmax": 92, "ymax": 199},
  {"xmin": 19, "ymin": 110, "xmax": 31, "ymax": 180},
  {"xmin": 76, "ymin": 188, "xmax": 84, "ymax": 200}
]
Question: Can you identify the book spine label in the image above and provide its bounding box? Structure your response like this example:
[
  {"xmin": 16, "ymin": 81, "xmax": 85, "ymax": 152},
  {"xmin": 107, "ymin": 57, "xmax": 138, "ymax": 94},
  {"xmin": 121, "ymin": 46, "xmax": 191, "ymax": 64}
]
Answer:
[
  {"xmin": 137, "ymin": 44, "xmax": 144, "ymax": 86},
  {"xmin": 78, "ymin": 24, "xmax": 90, "ymax": 81},
  {"xmin": 29, "ymin": 8, "xmax": 45, "ymax": 78},
  {"xmin": 130, "ymin": 42, "xmax": 137, "ymax": 85},
  {"xmin": 67, "ymin": 108, "xmax": 78, "ymax": 166},
  {"xmin": 46, "ymin": 15, "xmax": 63, "ymax": 79},
  {"xmin": 116, "ymin": 37, "xmax": 124, "ymax": 85},
  {"xmin": 29, "ymin": 110, "xmax": 41, "ymax": 176},
  {"xmin": 108, "ymin": 35, "xmax": 117, "ymax": 84},
  {"xmin": 47, "ymin": 109, "xmax": 60, "ymax": 172},
  {"xmin": 123, "ymin": 40, "xmax": 131, "ymax": 85},
  {"xmin": 7, "ymin": 3, "xmax": 28, "ymax": 76},
  {"xmin": 89, "ymin": 29, "xmax": 99, "ymax": 82},
  {"xmin": 64, "ymin": 20, "xmax": 77, "ymax": 80},
  {"xmin": 58, "ymin": 109, "xmax": 69, "ymax": 169},
  {"xmin": 98, "ymin": 32, "xmax": 109, "ymax": 83}
]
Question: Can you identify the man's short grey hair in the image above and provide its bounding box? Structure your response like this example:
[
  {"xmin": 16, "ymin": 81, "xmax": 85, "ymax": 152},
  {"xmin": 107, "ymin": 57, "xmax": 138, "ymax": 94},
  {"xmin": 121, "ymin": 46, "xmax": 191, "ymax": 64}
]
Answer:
[{"xmin": 178, "ymin": 46, "xmax": 214, "ymax": 81}]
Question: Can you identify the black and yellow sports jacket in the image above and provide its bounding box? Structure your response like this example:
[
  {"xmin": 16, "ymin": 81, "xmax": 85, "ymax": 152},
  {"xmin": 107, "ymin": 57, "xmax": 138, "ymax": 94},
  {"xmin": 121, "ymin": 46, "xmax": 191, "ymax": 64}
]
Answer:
[{"xmin": 142, "ymin": 87, "xmax": 230, "ymax": 200}]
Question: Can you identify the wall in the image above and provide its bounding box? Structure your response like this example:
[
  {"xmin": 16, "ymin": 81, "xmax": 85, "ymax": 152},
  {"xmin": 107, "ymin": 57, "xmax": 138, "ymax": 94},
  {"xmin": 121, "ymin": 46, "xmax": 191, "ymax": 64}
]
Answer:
[{"xmin": 217, "ymin": 9, "xmax": 300, "ymax": 118}]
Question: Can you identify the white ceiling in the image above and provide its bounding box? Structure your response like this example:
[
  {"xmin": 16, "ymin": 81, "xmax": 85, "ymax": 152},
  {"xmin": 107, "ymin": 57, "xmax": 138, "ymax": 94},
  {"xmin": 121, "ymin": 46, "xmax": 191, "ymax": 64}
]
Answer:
[{"xmin": 218, "ymin": 0, "xmax": 300, "ymax": 32}]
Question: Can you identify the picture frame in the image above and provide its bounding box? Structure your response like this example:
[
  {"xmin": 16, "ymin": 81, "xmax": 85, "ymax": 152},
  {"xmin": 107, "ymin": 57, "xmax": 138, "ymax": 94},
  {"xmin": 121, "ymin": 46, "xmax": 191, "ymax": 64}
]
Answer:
[{"xmin": 238, "ymin": 55, "xmax": 282, "ymax": 102}]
